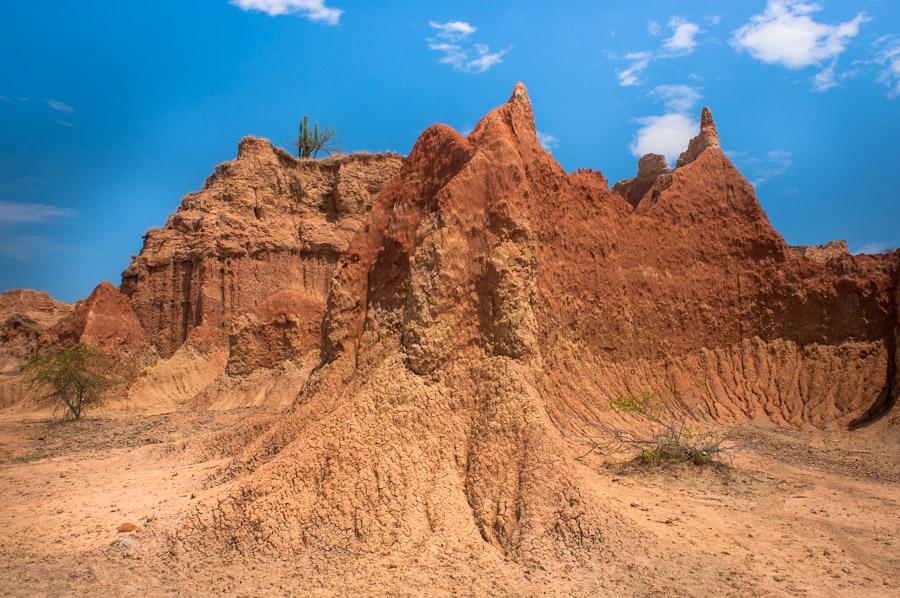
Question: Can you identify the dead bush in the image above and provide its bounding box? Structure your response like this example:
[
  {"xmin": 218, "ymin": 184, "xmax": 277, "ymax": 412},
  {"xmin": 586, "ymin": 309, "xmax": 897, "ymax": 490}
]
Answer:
[{"xmin": 575, "ymin": 391, "xmax": 736, "ymax": 467}]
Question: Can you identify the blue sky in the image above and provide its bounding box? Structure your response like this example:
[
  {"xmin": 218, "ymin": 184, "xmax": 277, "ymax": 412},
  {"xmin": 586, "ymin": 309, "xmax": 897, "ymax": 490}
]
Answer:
[{"xmin": 1, "ymin": 0, "xmax": 898, "ymax": 302}]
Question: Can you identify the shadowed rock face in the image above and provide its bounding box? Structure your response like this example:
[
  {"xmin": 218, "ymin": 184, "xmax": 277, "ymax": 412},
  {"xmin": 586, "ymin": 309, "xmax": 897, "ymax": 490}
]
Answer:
[
  {"xmin": 171, "ymin": 83, "xmax": 898, "ymax": 567},
  {"xmin": 121, "ymin": 139, "xmax": 403, "ymax": 357},
  {"xmin": 0, "ymin": 289, "xmax": 72, "ymax": 379}
]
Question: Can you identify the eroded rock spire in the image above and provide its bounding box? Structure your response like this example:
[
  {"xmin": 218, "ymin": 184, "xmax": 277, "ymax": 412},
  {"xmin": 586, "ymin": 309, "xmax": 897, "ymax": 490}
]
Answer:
[{"xmin": 676, "ymin": 106, "xmax": 720, "ymax": 168}]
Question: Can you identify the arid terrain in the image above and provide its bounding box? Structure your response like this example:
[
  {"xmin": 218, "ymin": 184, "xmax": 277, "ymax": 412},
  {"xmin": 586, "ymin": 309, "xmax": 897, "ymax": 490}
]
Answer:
[
  {"xmin": 0, "ymin": 410, "xmax": 897, "ymax": 596},
  {"xmin": 0, "ymin": 83, "xmax": 898, "ymax": 596}
]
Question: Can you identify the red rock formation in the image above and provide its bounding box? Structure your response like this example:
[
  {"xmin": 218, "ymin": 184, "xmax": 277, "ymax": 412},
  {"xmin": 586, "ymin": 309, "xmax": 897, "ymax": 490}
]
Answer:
[
  {"xmin": 42, "ymin": 281, "xmax": 149, "ymax": 352},
  {"xmin": 677, "ymin": 106, "xmax": 719, "ymax": 167},
  {"xmin": 612, "ymin": 152, "xmax": 672, "ymax": 211},
  {"xmin": 173, "ymin": 84, "xmax": 898, "ymax": 567},
  {"xmin": 0, "ymin": 289, "xmax": 72, "ymax": 408},
  {"xmin": 121, "ymin": 138, "xmax": 402, "ymax": 358},
  {"xmin": 0, "ymin": 289, "xmax": 73, "ymax": 329}
]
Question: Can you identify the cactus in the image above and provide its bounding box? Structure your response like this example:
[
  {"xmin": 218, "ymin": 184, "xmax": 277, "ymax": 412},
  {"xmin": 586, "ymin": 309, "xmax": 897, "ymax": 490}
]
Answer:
[{"xmin": 294, "ymin": 115, "xmax": 339, "ymax": 159}]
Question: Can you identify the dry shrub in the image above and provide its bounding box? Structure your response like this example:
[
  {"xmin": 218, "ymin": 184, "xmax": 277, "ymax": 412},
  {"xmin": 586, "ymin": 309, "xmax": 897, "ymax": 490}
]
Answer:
[{"xmin": 577, "ymin": 391, "xmax": 736, "ymax": 467}]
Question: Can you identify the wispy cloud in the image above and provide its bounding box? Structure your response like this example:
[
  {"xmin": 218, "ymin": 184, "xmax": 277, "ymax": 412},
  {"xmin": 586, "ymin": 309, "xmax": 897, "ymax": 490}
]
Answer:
[
  {"xmin": 46, "ymin": 99, "xmax": 74, "ymax": 113},
  {"xmin": 731, "ymin": 1, "xmax": 868, "ymax": 91},
  {"xmin": 664, "ymin": 17, "xmax": 700, "ymax": 54},
  {"xmin": 536, "ymin": 131, "xmax": 559, "ymax": 150},
  {"xmin": 429, "ymin": 20, "xmax": 475, "ymax": 41},
  {"xmin": 873, "ymin": 35, "xmax": 900, "ymax": 98},
  {"xmin": 0, "ymin": 200, "xmax": 75, "ymax": 224},
  {"xmin": 853, "ymin": 241, "xmax": 896, "ymax": 255},
  {"xmin": 0, "ymin": 95, "xmax": 9, "ymax": 102},
  {"xmin": 427, "ymin": 20, "xmax": 509, "ymax": 73},
  {"xmin": 651, "ymin": 84, "xmax": 703, "ymax": 112},
  {"xmin": 615, "ymin": 17, "xmax": 702, "ymax": 87},
  {"xmin": 728, "ymin": 149, "xmax": 793, "ymax": 187},
  {"xmin": 56, "ymin": 120, "xmax": 74, "ymax": 128},
  {"xmin": 230, "ymin": 0, "xmax": 343, "ymax": 24},
  {"xmin": 617, "ymin": 52, "xmax": 652, "ymax": 86}
]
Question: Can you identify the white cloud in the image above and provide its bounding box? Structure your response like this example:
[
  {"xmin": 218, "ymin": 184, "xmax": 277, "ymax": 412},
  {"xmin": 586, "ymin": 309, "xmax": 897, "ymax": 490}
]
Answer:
[
  {"xmin": 812, "ymin": 63, "xmax": 839, "ymax": 91},
  {"xmin": 732, "ymin": 1, "xmax": 867, "ymax": 70},
  {"xmin": 46, "ymin": 99, "xmax": 73, "ymax": 113},
  {"xmin": 629, "ymin": 113, "xmax": 698, "ymax": 165},
  {"xmin": 536, "ymin": 131, "xmax": 559, "ymax": 150},
  {"xmin": 728, "ymin": 149, "xmax": 793, "ymax": 187},
  {"xmin": 853, "ymin": 241, "xmax": 895, "ymax": 255},
  {"xmin": 628, "ymin": 83, "xmax": 703, "ymax": 164},
  {"xmin": 616, "ymin": 17, "xmax": 701, "ymax": 87},
  {"xmin": 427, "ymin": 21, "xmax": 508, "ymax": 74},
  {"xmin": 664, "ymin": 17, "xmax": 700, "ymax": 53},
  {"xmin": 706, "ymin": 15, "xmax": 722, "ymax": 26},
  {"xmin": 230, "ymin": 0, "xmax": 342, "ymax": 24},
  {"xmin": 0, "ymin": 200, "xmax": 75, "ymax": 224},
  {"xmin": 56, "ymin": 120, "xmax": 74, "ymax": 128},
  {"xmin": 617, "ymin": 52, "xmax": 651, "ymax": 86},
  {"xmin": 874, "ymin": 36, "xmax": 900, "ymax": 98},
  {"xmin": 429, "ymin": 20, "xmax": 475, "ymax": 41},
  {"xmin": 651, "ymin": 84, "xmax": 702, "ymax": 112}
]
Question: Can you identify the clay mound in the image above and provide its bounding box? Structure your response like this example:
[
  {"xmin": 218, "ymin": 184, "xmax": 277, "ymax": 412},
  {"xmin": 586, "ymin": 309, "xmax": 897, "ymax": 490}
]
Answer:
[
  {"xmin": 121, "ymin": 140, "xmax": 403, "ymax": 358},
  {"xmin": 170, "ymin": 84, "xmax": 618, "ymax": 566},
  {"xmin": 0, "ymin": 289, "xmax": 73, "ymax": 408},
  {"xmin": 167, "ymin": 84, "xmax": 898, "ymax": 570},
  {"xmin": 0, "ymin": 288, "xmax": 72, "ymax": 328},
  {"xmin": 42, "ymin": 281, "xmax": 150, "ymax": 353}
]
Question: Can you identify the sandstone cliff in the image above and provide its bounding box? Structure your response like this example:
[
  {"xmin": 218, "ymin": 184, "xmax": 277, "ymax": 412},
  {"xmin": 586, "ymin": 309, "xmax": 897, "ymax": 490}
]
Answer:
[
  {"xmin": 121, "ymin": 138, "xmax": 403, "ymax": 358},
  {"xmin": 168, "ymin": 84, "xmax": 899, "ymax": 569}
]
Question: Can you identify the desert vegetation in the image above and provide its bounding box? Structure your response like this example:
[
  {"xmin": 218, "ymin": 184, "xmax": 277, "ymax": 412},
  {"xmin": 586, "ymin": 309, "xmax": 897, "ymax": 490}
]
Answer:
[
  {"xmin": 25, "ymin": 344, "xmax": 118, "ymax": 420},
  {"xmin": 292, "ymin": 115, "xmax": 340, "ymax": 158},
  {"xmin": 577, "ymin": 391, "xmax": 736, "ymax": 467}
]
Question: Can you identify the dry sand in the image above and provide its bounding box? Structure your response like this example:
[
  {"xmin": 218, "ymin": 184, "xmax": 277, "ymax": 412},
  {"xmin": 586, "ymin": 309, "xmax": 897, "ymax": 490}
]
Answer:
[{"xmin": 0, "ymin": 409, "xmax": 896, "ymax": 596}]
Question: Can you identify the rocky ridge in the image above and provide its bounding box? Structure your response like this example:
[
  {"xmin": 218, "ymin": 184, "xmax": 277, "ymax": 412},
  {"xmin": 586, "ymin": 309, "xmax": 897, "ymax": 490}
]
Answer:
[
  {"xmin": 121, "ymin": 138, "xmax": 402, "ymax": 358},
  {"xmin": 0, "ymin": 82, "xmax": 896, "ymax": 577},
  {"xmin": 162, "ymin": 84, "xmax": 898, "ymax": 569}
]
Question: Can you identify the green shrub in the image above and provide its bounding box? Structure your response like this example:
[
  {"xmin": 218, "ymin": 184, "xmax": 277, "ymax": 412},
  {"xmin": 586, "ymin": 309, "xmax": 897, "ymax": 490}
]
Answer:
[{"xmin": 25, "ymin": 344, "xmax": 118, "ymax": 420}]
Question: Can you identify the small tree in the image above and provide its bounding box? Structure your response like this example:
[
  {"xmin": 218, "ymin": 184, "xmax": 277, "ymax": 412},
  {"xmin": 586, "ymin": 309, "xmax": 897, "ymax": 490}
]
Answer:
[
  {"xmin": 576, "ymin": 391, "xmax": 735, "ymax": 466},
  {"xmin": 292, "ymin": 115, "xmax": 340, "ymax": 159},
  {"xmin": 25, "ymin": 344, "xmax": 117, "ymax": 420}
]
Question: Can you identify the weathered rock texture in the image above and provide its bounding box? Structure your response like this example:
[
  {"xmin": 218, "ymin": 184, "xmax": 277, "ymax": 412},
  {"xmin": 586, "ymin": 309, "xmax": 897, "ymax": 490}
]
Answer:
[
  {"xmin": 790, "ymin": 239, "xmax": 850, "ymax": 263},
  {"xmin": 170, "ymin": 85, "xmax": 899, "ymax": 569},
  {"xmin": 612, "ymin": 152, "xmax": 672, "ymax": 211},
  {"xmin": 0, "ymin": 290, "xmax": 72, "ymax": 407},
  {"xmin": 0, "ymin": 290, "xmax": 72, "ymax": 371},
  {"xmin": 225, "ymin": 290, "xmax": 322, "ymax": 376},
  {"xmin": 121, "ymin": 140, "xmax": 402, "ymax": 358}
]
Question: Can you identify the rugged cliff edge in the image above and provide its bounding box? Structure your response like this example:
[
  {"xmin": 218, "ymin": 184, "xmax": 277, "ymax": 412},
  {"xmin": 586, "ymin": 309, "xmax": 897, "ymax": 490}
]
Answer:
[
  {"xmin": 165, "ymin": 84, "xmax": 899, "ymax": 570},
  {"xmin": 121, "ymin": 138, "xmax": 403, "ymax": 358}
]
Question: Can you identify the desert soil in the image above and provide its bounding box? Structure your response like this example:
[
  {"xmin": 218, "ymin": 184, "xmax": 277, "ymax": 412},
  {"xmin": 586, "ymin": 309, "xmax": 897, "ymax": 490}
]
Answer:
[{"xmin": 0, "ymin": 410, "xmax": 897, "ymax": 597}]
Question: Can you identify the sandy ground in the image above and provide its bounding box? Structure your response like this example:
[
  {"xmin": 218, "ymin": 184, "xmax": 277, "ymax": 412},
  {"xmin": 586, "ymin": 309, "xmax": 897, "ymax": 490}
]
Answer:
[{"xmin": 0, "ymin": 409, "xmax": 897, "ymax": 597}]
